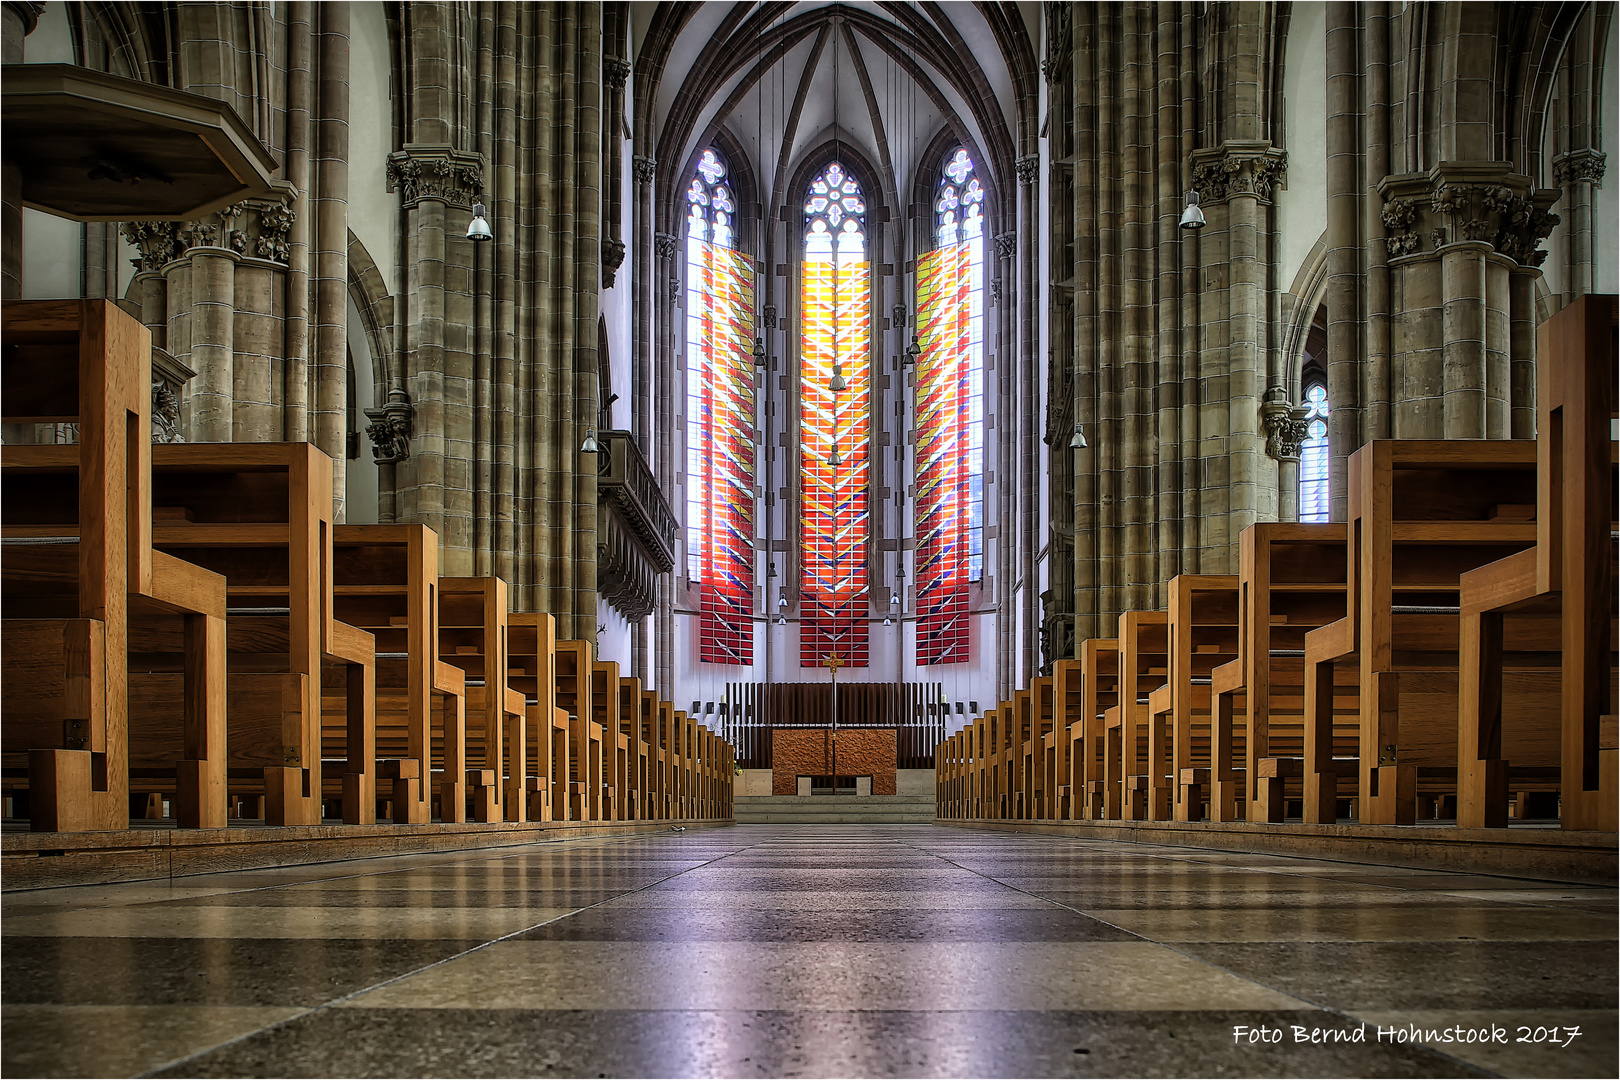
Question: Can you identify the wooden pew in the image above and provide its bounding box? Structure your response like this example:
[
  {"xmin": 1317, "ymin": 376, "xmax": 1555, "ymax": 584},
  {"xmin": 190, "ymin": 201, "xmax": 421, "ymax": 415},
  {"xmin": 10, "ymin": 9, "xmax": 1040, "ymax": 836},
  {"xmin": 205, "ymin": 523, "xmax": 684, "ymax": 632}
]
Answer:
[
  {"xmin": 146, "ymin": 440, "xmax": 375, "ymax": 827},
  {"xmin": 507, "ymin": 612, "xmax": 569, "ymax": 822},
  {"xmin": 618, "ymin": 676, "xmax": 648, "ymax": 819},
  {"xmin": 1304, "ymin": 440, "xmax": 1541, "ymax": 824},
  {"xmin": 1114, "ymin": 611, "xmax": 1169, "ymax": 820},
  {"xmin": 1167, "ymin": 575, "xmax": 1240, "ymax": 822},
  {"xmin": 2, "ymin": 298, "xmax": 228, "ymax": 831},
  {"xmin": 1219, "ymin": 523, "xmax": 1354, "ymax": 823},
  {"xmin": 1459, "ymin": 294, "xmax": 1618, "ymax": 830},
  {"xmin": 327, "ymin": 524, "xmax": 454, "ymax": 824},
  {"xmin": 555, "ymin": 640, "xmax": 604, "ymax": 820},
  {"xmin": 1011, "ymin": 687, "xmax": 1034, "ymax": 819},
  {"xmin": 1074, "ymin": 638, "xmax": 1120, "ymax": 819},
  {"xmin": 437, "ymin": 577, "xmax": 514, "ymax": 823},
  {"xmin": 590, "ymin": 658, "xmax": 621, "ymax": 821},
  {"xmin": 1035, "ymin": 675, "xmax": 1065, "ymax": 820}
]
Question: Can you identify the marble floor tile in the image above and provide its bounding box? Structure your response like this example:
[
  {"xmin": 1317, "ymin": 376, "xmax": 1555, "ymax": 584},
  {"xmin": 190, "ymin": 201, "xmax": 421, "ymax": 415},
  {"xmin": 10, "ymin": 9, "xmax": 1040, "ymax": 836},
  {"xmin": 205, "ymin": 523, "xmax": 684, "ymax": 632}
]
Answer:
[
  {"xmin": 341, "ymin": 940, "xmax": 1305, "ymax": 1012},
  {"xmin": 1080, "ymin": 905, "xmax": 1618, "ymax": 943},
  {"xmin": 3, "ymin": 823, "xmax": 1612, "ymax": 1079},
  {"xmin": 151, "ymin": 1007, "xmax": 1486, "ymax": 1079},
  {"xmin": 2, "ymin": 1004, "xmax": 304, "ymax": 1079}
]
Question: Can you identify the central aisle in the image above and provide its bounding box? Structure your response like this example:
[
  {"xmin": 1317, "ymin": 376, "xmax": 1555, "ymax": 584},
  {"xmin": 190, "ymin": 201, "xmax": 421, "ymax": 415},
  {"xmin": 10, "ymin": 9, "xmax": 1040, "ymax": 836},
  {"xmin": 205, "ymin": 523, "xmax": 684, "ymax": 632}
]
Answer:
[{"xmin": 3, "ymin": 824, "xmax": 1614, "ymax": 1078}]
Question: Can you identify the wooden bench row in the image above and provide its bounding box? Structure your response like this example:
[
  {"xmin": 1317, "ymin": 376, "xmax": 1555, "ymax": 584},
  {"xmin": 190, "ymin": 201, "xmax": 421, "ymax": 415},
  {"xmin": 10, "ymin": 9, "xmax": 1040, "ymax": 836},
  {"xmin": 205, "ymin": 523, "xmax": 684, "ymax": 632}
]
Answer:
[
  {"xmin": 1, "ymin": 299, "xmax": 734, "ymax": 832},
  {"xmin": 939, "ymin": 294, "xmax": 1616, "ymax": 832}
]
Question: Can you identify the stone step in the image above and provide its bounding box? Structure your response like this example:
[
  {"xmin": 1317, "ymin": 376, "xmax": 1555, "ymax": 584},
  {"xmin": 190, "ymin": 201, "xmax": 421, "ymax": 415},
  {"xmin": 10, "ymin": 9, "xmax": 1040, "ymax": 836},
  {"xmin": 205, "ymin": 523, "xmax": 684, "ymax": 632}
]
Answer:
[{"xmin": 733, "ymin": 794, "xmax": 936, "ymax": 824}]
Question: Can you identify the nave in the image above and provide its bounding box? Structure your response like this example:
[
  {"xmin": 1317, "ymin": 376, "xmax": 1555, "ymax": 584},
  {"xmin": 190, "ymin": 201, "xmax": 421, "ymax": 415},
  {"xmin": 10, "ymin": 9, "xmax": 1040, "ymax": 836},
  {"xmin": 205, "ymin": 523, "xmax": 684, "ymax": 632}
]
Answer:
[{"xmin": 3, "ymin": 824, "xmax": 1615, "ymax": 1079}]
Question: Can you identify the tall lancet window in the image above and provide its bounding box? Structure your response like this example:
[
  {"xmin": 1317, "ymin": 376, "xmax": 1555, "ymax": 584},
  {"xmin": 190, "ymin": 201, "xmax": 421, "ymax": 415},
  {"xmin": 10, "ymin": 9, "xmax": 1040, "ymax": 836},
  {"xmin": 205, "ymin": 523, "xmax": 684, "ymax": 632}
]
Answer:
[
  {"xmin": 799, "ymin": 161, "xmax": 871, "ymax": 667},
  {"xmin": 1299, "ymin": 382, "xmax": 1330, "ymax": 523},
  {"xmin": 685, "ymin": 148, "xmax": 756, "ymax": 664},
  {"xmin": 913, "ymin": 147, "xmax": 985, "ymax": 665}
]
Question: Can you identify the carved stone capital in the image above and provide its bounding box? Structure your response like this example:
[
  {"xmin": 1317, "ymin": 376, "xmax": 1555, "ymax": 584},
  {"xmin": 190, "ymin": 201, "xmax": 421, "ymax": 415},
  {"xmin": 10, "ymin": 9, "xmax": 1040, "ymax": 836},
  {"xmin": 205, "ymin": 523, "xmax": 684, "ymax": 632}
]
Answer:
[
  {"xmin": 223, "ymin": 186, "xmax": 296, "ymax": 264},
  {"xmin": 1261, "ymin": 388, "xmax": 1309, "ymax": 461},
  {"xmin": 990, "ymin": 277, "xmax": 1003, "ymax": 303},
  {"xmin": 601, "ymin": 237, "xmax": 626, "ymax": 287},
  {"xmin": 1190, "ymin": 141, "xmax": 1288, "ymax": 204},
  {"xmin": 1016, "ymin": 155, "xmax": 1040, "ymax": 186},
  {"xmin": 386, "ymin": 145, "xmax": 486, "ymax": 209},
  {"xmin": 364, "ymin": 385, "xmax": 414, "ymax": 465},
  {"xmin": 654, "ymin": 232, "xmax": 677, "ymax": 260},
  {"xmin": 122, "ymin": 220, "xmax": 183, "ymax": 272},
  {"xmin": 604, "ymin": 56, "xmax": 631, "ymax": 96},
  {"xmin": 1553, "ymin": 149, "xmax": 1607, "ymax": 187},
  {"xmin": 993, "ymin": 232, "xmax": 1017, "ymax": 260},
  {"xmin": 633, "ymin": 155, "xmax": 657, "ymax": 184},
  {"xmin": 763, "ymin": 305, "xmax": 778, "ymax": 329},
  {"xmin": 1378, "ymin": 163, "xmax": 1559, "ymax": 268}
]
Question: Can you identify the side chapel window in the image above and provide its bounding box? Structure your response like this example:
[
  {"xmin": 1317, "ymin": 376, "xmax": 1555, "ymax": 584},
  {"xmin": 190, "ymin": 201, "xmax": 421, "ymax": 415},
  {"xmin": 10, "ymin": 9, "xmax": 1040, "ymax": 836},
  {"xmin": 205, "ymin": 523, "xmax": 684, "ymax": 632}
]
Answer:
[
  {"xmin": 1299, "ymin": 381, "xmax": 1330, "ymax": 523},
  {"xmin": 912, "ymin": 147, "xmax": 985, "ymax": 664},
  {"xmin": 685, "ymin": 148, "xmax": 756, "ymax": 664}
]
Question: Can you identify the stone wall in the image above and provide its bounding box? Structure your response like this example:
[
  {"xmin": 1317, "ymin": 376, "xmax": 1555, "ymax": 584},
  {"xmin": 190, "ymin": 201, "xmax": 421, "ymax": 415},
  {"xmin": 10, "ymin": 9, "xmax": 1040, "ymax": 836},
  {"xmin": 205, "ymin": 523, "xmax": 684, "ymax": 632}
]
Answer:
[{"xmin": 772, "ymin": 729, "xmax": 898, "ymax": 796}]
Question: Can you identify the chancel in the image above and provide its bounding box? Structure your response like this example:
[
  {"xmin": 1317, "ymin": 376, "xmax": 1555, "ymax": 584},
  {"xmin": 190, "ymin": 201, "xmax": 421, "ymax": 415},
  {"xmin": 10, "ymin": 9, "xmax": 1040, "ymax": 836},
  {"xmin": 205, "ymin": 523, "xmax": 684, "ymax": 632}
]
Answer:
[{"xmin": 2, "ymin": 2, "xmax": 1616, "ymax": 1077}]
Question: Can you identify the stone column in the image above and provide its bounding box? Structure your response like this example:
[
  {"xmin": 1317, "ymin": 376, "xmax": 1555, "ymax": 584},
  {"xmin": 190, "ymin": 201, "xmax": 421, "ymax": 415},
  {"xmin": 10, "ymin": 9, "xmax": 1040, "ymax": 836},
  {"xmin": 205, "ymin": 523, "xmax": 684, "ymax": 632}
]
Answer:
[
  {"xmin": 1191, "ymin": 141, "xmax": 1286, "ymax": 566},
  {"xmin": 1261, "ymin": 388, "xmax": 1309, "ymax": 523},
  {"xmin": 227, "ymin": 189, "xmax": 295, "ymax": 443},
  {"xmin": 313, "ymin": 3, "xmax": 350, "ymax": 517},
  {"xmin": 182, "ymin": 230, "xmax": 239, "ymax": 443},
  {"xmin": 1378, "ymin": 165, "xmax": 1559, "ymax": 440},
  {"xmin": 1554, "ymin": 150, "xmax": 1606, "ymax": 302},
  {"xmin": 1325, "ymin": 2, "xmax": 1363, "ymax": 521},
  {"xmin": 387, "ymin": 146, "xmax": 485, "ymax": 570}
]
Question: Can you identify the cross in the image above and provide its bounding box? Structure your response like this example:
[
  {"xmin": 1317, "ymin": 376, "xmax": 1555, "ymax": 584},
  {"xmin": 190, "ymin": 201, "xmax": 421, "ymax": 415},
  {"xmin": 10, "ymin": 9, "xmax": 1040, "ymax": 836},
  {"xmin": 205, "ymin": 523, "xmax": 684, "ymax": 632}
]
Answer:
[{"xmin": 822, "ymin": 652, "xmax": 843, "ymax": 674}]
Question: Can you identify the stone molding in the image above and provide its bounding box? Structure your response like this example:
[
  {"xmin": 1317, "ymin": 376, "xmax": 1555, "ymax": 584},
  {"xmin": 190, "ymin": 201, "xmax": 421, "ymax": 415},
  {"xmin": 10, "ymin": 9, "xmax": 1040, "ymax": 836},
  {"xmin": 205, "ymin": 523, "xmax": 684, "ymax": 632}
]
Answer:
[
  {"xmin": 150, "ymin": 346, "xmax": 195, "ymax": 444},
  {"xmin": 633, "ymin": 155, "xmax": 657, "ymax": 184},
  {"xmin": 1260, "ymin": 387, "xmax": 1309, "ymax": 461},
  {"xmin": 385, "ymin": 145, "xmax": 486, "ymax": 209},
  {"xmin": 1190, "ymin": 141, "xmax": 1288, "ymax": 204},
  {"xmin": 1378, "ymin": 163, "xmax": 1559, "ymax": 267},
  {"xmin": 1041, "ymin": 1, "xmax": 1072, "ymax": 83},
  {"xmin": 763, "ymin": 305, "xmax": 778, "ymax": 329},
  {"xmin": 1553, "ymin": 149, "xmax": 1607, "ymax": 186}
]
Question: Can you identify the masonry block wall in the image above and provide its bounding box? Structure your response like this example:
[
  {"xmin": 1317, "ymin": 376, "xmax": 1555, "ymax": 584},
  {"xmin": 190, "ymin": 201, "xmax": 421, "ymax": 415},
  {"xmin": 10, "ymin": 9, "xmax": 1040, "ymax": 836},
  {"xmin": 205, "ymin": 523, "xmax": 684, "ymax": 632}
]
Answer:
[{"xmin": 772, "ymin": 729, "xmax": 898, "ymax": 796}]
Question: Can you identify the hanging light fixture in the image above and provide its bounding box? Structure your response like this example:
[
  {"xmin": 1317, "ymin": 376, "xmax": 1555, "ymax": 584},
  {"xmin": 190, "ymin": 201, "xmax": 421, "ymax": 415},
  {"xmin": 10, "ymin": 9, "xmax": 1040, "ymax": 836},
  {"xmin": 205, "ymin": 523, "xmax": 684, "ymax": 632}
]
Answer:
[
  {"xmin": 1179, "ymin": 190, "xmax": 1206, "ymax": 231},
  {"xmin": 828, "ymin": 444, "xmax": 843, "ymax": 467},
  {"xmin": 904, "ymin": 335, "xmax": 921, "ymax": 365},
  {"xmin": 581, "ymin": 427, "xmax": 601, "ymax": 454},
  {"xmin": 467, "ymin": 200, "xmax": 493, "ymax": 242},
  {"xmin": 829, "ymin": 363, "xmax": 847, "ymax": 392},
  {"xmin": 752, "ymin": 335, "xmax": 767, "ymax": 367},
  {"xmin": 777, "ymin": 595, "xmax": 788, "ymax": 624},
  {"xmin": 1069, "ymin": 423, "xmax": 1087, "ymax": 449}
]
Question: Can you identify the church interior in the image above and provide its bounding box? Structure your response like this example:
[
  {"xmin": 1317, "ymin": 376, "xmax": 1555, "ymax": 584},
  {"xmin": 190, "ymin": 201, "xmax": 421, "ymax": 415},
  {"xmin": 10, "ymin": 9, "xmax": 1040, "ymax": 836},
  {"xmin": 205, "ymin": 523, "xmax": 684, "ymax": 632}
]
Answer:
[{"xmin": 1, "ymin": 1, "xmax": 1617, "ymax": 1076}]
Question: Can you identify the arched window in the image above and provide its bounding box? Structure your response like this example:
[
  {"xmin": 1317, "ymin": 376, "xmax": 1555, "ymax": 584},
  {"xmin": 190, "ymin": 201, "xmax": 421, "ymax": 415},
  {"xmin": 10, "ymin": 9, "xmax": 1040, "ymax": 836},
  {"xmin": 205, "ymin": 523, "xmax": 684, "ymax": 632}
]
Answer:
[
  {"xmin": 799, "ymin": 161, "xmax": 871, "ymax": 667},
  {"xmin": 685, "ymin": 148, "xmax": 756, "ymax": 664},
  {"xmin": 913, "ymin": 147, "xmax": 985, "ymax": 665},
  {"xmin": 1299, "ymin": 382, "xmax": 1330, "ymax": 523}
]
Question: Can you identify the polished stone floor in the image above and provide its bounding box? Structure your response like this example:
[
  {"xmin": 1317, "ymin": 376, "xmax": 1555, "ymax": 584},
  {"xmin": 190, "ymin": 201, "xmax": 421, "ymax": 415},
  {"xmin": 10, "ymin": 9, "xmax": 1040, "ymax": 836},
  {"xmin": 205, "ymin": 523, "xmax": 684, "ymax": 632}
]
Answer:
[{"xmin": 2, "ymin": 824, "xmax": 1615, "ymax": 1078}]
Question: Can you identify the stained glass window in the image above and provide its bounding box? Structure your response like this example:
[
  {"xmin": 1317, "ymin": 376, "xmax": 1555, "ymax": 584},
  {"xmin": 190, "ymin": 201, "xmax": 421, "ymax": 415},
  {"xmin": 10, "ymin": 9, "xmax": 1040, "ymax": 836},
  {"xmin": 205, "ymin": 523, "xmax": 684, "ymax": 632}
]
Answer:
[
  {"xmin": 800, "ymin": 162, "xmax": 871, "ymax": 667},
  {"xmin": 685, "ymin": 148, "xmax": 756, "ymax": 664},
  {"xmin": 1299, "ymin": 382, "xmax": 1330, "ymax": 523},
  {"xmin": 913, "ymin": 148, "xmax": 985, "ymax": 665}
]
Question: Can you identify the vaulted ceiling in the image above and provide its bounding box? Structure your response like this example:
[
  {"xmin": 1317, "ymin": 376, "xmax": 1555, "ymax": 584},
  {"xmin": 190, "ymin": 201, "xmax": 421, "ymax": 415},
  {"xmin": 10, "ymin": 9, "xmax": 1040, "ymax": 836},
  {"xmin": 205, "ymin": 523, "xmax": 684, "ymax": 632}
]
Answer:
[{"xmin": 633, "ymin": 2, "xmax": 1039, "ymax": 238}]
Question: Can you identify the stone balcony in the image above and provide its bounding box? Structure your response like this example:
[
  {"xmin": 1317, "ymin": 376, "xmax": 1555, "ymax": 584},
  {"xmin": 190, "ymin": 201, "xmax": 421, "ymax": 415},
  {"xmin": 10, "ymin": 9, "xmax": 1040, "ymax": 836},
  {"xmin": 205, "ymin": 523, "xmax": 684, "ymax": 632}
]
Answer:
[{"xmin": 595, "ymin": 429, "xmax": 676, "ymax": 622}]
